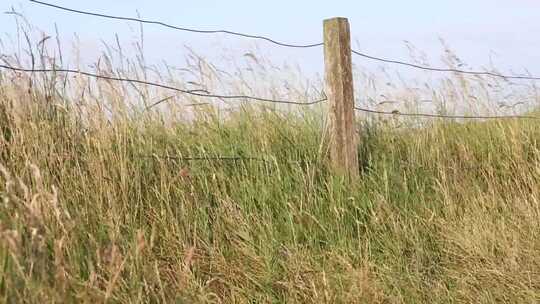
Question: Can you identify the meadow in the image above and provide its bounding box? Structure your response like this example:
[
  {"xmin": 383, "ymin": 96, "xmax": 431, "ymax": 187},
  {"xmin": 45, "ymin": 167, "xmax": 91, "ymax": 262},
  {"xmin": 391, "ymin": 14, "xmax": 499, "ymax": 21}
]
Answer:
[{"xmin": 1, "ymin": 22, "xmax": 540, "ymax": 303}]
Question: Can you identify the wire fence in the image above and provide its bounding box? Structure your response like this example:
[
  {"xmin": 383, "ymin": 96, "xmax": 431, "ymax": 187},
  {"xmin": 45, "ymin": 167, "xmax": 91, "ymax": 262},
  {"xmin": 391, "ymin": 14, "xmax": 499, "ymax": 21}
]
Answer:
[
  {"xmin": 137, "ymin": 154, "xmax": 270, "ymax": 163},
  {"xmin": 354, "ymin": 107, "xmax": 540, "ymax": 120},
  {"xmin": 29, "ymin": 0, "xmax": 540, "ymax": 82},
  {"xmin": 29, "ymin": 0, "xmax": 324, "ymax": 49},
  {"xmin": 0, "ymin": 64, "xmax": 327, "ymax": 108},
  {"xmin": 136, "ymin": 154, "xmax": 317, "ymax": 165},
  {"xmin": 1, "ymin": 0, "xmax": 538, "ymax": 123},
  {"xmin": 350, "ymin": 50, "xmax": 540, "ymax": 81}
]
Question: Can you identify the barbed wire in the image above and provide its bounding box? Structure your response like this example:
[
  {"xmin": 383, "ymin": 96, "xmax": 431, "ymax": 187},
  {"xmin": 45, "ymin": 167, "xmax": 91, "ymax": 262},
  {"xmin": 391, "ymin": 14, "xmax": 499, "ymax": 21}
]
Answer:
[
  {"xmin": 135, "ymin": 154, "xmax": 319, "ymax": 165},
  {"xmin": 29, "ymin": 0, "xmax": 323, "ymax": 49},
  {"xmin": 3, "ymin": 64, "xmax": 538, "ymax": 121},
  {"xmin": 46, "ymin": 150, "xmax": 316, "ymax": 164},
  {"xmin": 354, "ymin": 106, "xmax": 540, "ymax": 120},
  {"xmin": 0, "ymin": 64, "xmax": 327, "ymax": 108},
  {"xmin": 28, "ymin": 0, "xmax": 540, "ymax": 81},
  {"xmin": 11, "ymin": 2, "xmax": 540, "ymax": 120},
  {"xmin": 137, "ymin": 154, "xmax": 269, "ymax": 162},
  {"xmin": 351, "ymin": 50, "xmax": 540, "ymax": 81}
]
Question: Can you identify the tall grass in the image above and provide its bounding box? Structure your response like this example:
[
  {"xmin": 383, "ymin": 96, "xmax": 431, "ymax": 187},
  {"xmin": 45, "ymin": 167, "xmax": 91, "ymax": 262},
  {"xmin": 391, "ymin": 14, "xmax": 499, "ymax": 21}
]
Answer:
[{"xmin": 1, "ymin": 20, "xmax": 540, "ymax": 303}]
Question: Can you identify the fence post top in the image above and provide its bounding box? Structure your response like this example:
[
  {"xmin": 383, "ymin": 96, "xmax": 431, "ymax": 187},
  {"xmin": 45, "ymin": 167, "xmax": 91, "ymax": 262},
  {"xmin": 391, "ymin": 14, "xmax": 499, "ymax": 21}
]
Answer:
[{"xmin": 323, "ymin": 17, "xmax": 349, "ymax": 23}]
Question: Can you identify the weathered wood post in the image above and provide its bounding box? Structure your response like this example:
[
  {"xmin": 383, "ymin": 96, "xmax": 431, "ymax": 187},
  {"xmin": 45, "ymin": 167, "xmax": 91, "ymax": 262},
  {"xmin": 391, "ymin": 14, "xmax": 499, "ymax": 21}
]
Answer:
[{"xmin": 323, "ymin": 17, "xmax": 359, "ymax": 179}]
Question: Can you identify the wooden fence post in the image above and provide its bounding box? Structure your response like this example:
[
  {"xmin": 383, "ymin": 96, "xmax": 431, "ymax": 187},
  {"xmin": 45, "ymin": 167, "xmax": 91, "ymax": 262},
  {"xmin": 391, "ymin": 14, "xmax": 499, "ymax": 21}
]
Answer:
[{"xmin": 323, "ymin": 17, "xmax": 359, "ymax": 180}]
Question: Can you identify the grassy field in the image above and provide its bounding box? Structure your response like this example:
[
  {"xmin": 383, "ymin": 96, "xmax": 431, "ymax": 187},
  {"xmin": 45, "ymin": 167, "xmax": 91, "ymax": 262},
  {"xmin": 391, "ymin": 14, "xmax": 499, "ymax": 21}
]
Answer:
[
  {"xmin": 1, "ymin": 80, "xmax": 539, "ymax": 303},
  {"xmin": 1, "ymin": 29, "xmax": 540, "ymax": 302}
]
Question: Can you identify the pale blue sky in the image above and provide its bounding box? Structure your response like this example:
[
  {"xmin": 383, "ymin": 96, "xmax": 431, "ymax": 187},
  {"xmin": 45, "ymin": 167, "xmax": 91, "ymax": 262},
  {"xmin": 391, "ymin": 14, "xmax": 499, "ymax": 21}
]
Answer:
[{"xmin": 1, "ymin": 0, "xmax": 540, "ymax": 77}]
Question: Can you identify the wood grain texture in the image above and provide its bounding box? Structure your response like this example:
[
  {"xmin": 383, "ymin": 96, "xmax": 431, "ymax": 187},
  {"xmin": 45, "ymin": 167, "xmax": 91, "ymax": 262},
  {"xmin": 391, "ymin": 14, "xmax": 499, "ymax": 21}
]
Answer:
[{"xmin": 323, "ymin": 17, "xmax": 359, "ymax": 179}]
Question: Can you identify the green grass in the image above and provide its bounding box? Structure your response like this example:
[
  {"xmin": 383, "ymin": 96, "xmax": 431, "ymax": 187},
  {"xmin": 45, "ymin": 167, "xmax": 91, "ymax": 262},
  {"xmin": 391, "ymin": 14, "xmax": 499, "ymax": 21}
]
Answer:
[{"xmin": 1, "ymin": 87, "xmax": 539, "ymax": 303}]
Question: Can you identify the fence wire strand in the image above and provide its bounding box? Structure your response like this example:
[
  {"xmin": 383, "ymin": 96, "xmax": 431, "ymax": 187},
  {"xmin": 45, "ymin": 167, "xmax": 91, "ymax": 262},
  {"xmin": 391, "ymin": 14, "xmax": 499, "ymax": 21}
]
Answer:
[
  {"xmin": 12, "ymin": 2, "xmax": 540, "ymax": 120},
  {"xmin": 351, "ymin": 50, "xmax": 540, "ymax": 81},
  {"xmin": 136, "ymin": 154, "xmax": 318, "ymax": 165},
  {"xmin": 28, "ymin": 0, "xmax": 540, "ymax": 81},
  {"xmin": 0, "ymin": 64, "xmax": 326, "ymax": 107},
  {"xmin": 354, "ymin": 106, "xmax": 540, "ymax": 120},
  {"xmin": 29, "ymin": 0, "xmax": 323, "ymax": 49},
  {"xmin": 138, "ymin": 154, "xmax": 269, "ymax": 162},
  {"xmin": 2, "ymin": 64, "xmax": 537, "ymax": 121}
]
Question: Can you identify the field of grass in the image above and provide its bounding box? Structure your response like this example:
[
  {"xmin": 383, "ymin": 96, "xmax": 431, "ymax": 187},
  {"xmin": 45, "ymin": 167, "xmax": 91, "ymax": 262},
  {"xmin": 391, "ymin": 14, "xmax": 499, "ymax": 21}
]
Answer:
[
  {"xmin": 1, "ymin": 79, "xmax": 539, "ymax": 303},
  {"xmin": 1, "ymin": 25, "xmax": 540, "ymax": 302}
]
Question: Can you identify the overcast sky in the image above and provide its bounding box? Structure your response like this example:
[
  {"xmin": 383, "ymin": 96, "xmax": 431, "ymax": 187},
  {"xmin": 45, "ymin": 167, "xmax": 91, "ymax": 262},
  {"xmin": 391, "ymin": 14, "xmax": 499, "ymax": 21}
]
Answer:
[{"xmin": 1, "ymin": 0, "xmax": 540, "ymax": 78}]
